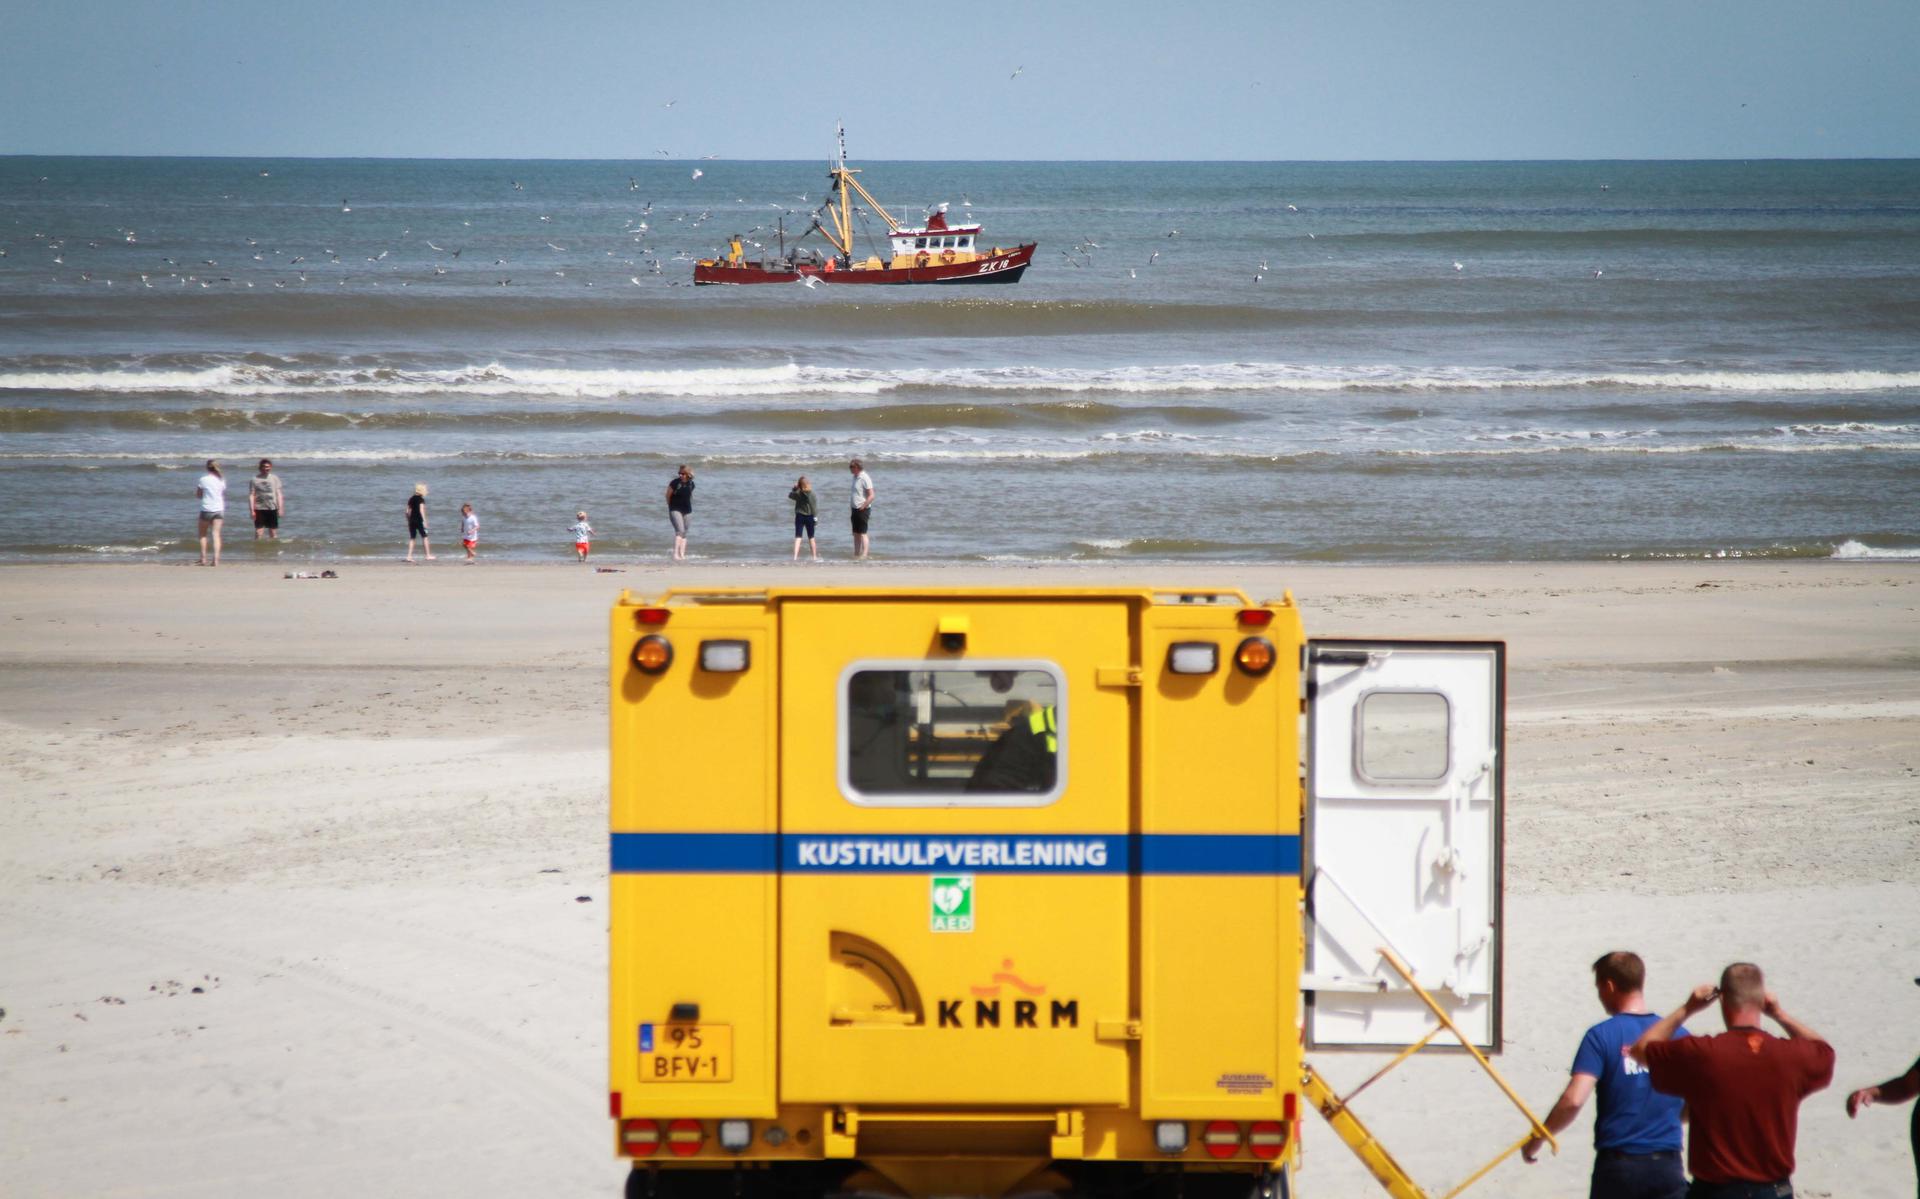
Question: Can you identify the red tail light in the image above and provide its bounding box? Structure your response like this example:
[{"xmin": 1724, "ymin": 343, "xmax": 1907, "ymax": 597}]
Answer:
[
  {"xmin": 621, "ymin": 1118, "xmax": 661, "ymax": 1157},
  {"xmin": 1201, "ymin": 1120, "xmax": 1242, "ymax": 1159},
  {"xmin": 609, "ymin": 1091, "xmax": 623, "ymax": 1119},
  {"xmin": 636, "ymin": 607, "xmax": 671, "ymax": 625},
  {"xmin": 1284, "ymin": 1092, "xmax": 1298, "ymax": 1122},
  {"xmin": 1239, "ymin": 608, "xmax": 1274, "ymax": 627},
  {"xmin": 1248, "ymin": 1120, "xmax": 1288, "ymax": 1161},
  {"xmin": 666, "ymin": 1118, "xmax": 704, "ymax": 1157}
]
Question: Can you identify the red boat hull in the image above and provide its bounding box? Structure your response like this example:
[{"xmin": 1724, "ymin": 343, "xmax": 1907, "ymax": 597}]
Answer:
[{"xmin": 694, "ymin": 243, "xmax": 1036, "ymax": 286}]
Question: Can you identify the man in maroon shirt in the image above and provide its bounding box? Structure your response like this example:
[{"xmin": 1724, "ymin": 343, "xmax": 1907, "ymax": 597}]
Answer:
[{"xmin": 1630, "ymin": 962, "xmax": 1835, "ymax": 1198}]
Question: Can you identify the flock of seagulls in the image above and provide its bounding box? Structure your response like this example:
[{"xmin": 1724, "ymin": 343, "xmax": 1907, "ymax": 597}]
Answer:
[{"xmin": 10, "ymin": 134, "xmax": 1621, "ymax": 290}]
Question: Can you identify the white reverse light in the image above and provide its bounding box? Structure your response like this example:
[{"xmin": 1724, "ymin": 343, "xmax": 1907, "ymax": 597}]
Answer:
[
  {"xmin": 1167, "ymin": 643, "xmax": 1219, "ymax": 675},
  {"xmin": 700, "ymin": 640, "xmax": 751, "ymax": 673},
  {"xmin": 718, "ymin": 1120, "xmax": 752, "ymax": 1152},
  {"xmin": 1154, "ymin": 1121, "xmax": 1189, "ymax": 1155}
]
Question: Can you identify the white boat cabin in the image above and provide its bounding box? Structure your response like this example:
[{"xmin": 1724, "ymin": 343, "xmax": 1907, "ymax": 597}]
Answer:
[{"xmin": 888, "ymin": 204, "xmax": 983, "ymax": 267}]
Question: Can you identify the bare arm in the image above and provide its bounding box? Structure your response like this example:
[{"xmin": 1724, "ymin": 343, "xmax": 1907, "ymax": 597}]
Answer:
[
  {"xmin": 1522, "ymin": 1073, "xmax": 1594, "ymax": 1163},
  {"xmin": 1631, "ymin": 984, "xmax": 1718, "ymax": 1064},
  {"xmin": 1763, "ymin": 992, "xmax": 1826, "ymax": 1044},
  {"xmin": 1848, "ymin": 1058, "xmax": 1920, "ymax": 1117}
]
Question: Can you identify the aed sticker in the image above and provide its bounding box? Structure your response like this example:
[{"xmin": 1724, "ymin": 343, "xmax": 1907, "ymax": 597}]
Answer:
[
  {"xmin": 1216, "ymin": 1072, "xmax": 1276, "ymax": 1096},
  {"xmin": 930, "ymin": 873, "xmax": 975, "ymax": 933}
]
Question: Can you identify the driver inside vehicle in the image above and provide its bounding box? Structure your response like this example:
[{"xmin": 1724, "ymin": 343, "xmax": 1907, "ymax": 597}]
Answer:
[{"xmin": 965, "ymin": 671, "xmax": 1058, "ymax": 793}]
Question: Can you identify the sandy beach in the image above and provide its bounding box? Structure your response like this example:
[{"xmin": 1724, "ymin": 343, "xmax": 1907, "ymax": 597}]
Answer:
[{"xmin": 2, "ymin": 559, "xmax": 1916, "ymax": 1199}]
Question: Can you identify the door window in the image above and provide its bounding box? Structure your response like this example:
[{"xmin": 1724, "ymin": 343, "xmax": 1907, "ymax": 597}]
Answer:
[
  {"xmin": 841, "ymin": 663, "xmax": 1064, "ymax": 806},
  {"xmin": 1356, "ymin": 689, "xmax": 1451, "ymax": 782}
]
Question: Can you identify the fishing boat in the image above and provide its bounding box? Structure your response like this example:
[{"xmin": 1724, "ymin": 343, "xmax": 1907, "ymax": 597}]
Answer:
[{"xmin": 693, "ymin": 129, "xmax": 1036, "ymax": 286}]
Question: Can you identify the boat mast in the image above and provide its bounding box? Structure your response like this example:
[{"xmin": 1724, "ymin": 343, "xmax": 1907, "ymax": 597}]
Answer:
[{"xmin": 817, "ymin": 125, "xmax": 903, "ymax": 258}]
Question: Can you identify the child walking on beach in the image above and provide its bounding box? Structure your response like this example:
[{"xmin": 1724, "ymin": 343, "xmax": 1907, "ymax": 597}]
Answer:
[
  {"xmin": 460, "ymin": 503, "xmax": 479, "ymax": 563},
  {"xmin": 789, "ymin": 476, "xmax": 819, "ymax": 561},
  {"xmin": 569, "ymin": 511, "xmax": 594, "ymax": 562}
]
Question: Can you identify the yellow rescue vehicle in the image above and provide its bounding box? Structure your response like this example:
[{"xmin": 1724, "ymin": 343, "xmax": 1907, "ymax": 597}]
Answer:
[{"xmin": 609, "ymin": 586, "xmax": 1549, "ymax": 1199}]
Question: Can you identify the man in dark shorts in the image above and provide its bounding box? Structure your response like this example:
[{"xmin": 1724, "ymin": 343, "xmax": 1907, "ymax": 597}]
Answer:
[
  {"xmin": 1524, "ymin": 950, "xmax": 1688, "ymax": 1198},
  {"xmin": 1847, "ymin": 1044, "xmax": 1920, "ymax": 1199},
  {"xmin": 849, "ymin": 457, "xmax": 874, "ymax": 559},
  {"xmin": 248, "ymin": 458, "xmax": 284, "ymax": 539},
  {"xmin": 1632, "ymin": 962, "xmax": 1835, "ymax": 1199}
]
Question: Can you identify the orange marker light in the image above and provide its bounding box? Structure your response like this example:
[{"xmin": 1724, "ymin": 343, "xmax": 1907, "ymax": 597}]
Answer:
[
  {"xmin": 634, "ymin": 635, "xmax": 674, "ymax": 674},
  {"xmin": 1234, "ymin": 637, "xmax": 1275, "ymax": 676}
]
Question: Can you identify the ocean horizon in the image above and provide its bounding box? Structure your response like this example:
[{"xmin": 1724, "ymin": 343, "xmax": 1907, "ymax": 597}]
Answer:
[{"xmin": 3, "ymin": 155, "xmax": 1917, "ymax": 564}]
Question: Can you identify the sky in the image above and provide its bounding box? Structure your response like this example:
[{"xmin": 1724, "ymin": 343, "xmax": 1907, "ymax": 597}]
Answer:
[{"xmin": 3, "ymin": 0, "xmax": 1916, "ymax": 160}]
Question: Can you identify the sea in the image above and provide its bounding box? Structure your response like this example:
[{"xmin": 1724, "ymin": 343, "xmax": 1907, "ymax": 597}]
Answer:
[{"xmin": 2, "ymin": 157, "xmax": 1917, "ymax": 564}]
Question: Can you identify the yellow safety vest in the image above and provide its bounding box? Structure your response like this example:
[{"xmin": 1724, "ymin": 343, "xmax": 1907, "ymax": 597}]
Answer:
[{"xmin": 1026, "ymin": 705, "xmax": 1058, "ymax": 754}]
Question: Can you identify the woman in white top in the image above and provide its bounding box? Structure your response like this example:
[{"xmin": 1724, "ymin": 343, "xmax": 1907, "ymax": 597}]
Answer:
[{"xmin": 195, "ymin": 459, "xmax": 226, "ymax": 566}]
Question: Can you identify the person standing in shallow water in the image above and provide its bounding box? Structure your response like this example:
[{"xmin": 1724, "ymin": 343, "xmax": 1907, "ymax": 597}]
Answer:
[
  {"xmin": 195, "ymin": 459, "xmax": 225, "ymax": 566},
  {"xmin": 248, "ymin": 459, "xmax": 284, "ymax": 540},
  {"xmin": 848, "ymin": 458, "xmax": 875, "ymax": 559},
  {"xmin": 789, "ymin": 476, "xmax": 819, "ymax": 561},
  {"xmin": 666, "ymin": 464, "xmax": 694, "ymax": 560},
  {"xmin": 405, "ymin": 483, "xmax": 434, "ymax": 562}
]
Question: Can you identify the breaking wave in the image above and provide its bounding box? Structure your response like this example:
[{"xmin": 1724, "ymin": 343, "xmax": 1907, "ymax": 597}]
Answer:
[{"xmin": 5, "ymin": 359, "xmax": 1919, "ymax": 400}]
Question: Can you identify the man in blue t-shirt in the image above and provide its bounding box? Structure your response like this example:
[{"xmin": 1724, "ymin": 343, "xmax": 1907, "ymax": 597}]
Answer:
[{"xmin": 1524, "ymin": 950, "xmax": 1689, "ymax": 1198}]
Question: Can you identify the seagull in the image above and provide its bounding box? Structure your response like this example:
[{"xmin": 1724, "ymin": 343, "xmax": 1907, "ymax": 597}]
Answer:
[
  {"xmin": 629, "ymin": 177, "xmax": 639, "ymax": 190},
  {"xmin": 340, "ymin": 200, "xmax": 351, "ymax": 212},
  {"xmin": 1009, "ymin": 65, "xmax": 1023, "ymax": 80},
  {"xmin": 1148, "ymin": 251, "xmax": 1160, "ymax": 265},
  {"xmin": 1593, "ymin": 268, "xmax": 1604, "ymax": 278},
  {"xmin": 546, "ymin": 242, "xmax": 566, "ymax": 251},
  {"xmin": 512, "ymin": 180, "xmax": 523, "ymax": 190},
  {"xmin": 663, "ymin": 99, "xmax": 677, "ymax": 108},
  {"xmin": 799, "ymin": 275, "xmax": 820, "ymax": 289},
  {"xmin": 1253, "ymin": 273, "xmax": 1262, "ymax": 283},
  {"xmin": 1166, "ymin": 229, "xmax": 1181, "ymax": 238},
  {"xmin": 631, "ymin": 276, "xmax": 645, "ymax": 286},
  {"xmin": 1453, "ymin": 261, "xmax": 1464, "ymax": 271},
  {"xmin": 691, "ymin": 169, "xmax": 704, "ymax": 181},
  {"xmin": 1257, "ymin": 259, "xmax": 1268, "ymax": 272},
  {"xmin": 1128, "ymin": 268, "xmax": 1137, "ymax": 279},
  {"xmin": 426, "ymin": 241, "xmax": 448, "ymax": 252},
  {"xmin": 1286, "ymin": 204, "xmax": 1298, "ymax": 212}
]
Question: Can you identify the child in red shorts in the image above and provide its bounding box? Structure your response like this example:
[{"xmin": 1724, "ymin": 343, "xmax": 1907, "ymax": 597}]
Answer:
[
  {"xmin": 569, "ymin": 511, "xmax": 593, "ymax": 562},
  {"xmin": 460, "ymin": 503, "xmax": 479, "ymax": 563}
]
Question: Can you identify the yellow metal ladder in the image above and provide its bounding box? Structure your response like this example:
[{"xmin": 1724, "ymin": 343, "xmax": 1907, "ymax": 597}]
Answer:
[{"xmin": 1302, "ymin": 948, "xmax": 1556, "ymax": 1199}]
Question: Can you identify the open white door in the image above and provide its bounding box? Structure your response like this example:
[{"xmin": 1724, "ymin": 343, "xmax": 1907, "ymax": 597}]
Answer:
[{"xmin": 1304, "ymin": 640, "xmax": 1504, "ymax": 1051}]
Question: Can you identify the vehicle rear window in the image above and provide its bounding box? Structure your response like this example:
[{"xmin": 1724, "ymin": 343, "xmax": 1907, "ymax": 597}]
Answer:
[{"xmin": 842, "ymin": 665, "xmax": 1064, "ymax": 806}]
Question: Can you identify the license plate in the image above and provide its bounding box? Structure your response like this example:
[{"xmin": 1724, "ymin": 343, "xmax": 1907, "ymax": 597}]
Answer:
[{"xmin": 638, "ymin": 1022, "xmax": 732, "ymax": 1082}]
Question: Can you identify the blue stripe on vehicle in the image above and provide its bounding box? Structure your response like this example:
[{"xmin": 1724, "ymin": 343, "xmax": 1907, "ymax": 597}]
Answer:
[
  {"xmin": 610, "ymin": 832, "xmax": 777, "ymax": 873},
  {"xmin": 1137, "ymin": 833, "xmax": 1302, "ymax": 876},
  {"xmin": 609, "ymin": 833, "xmax": 1301, "ymax": 876}
]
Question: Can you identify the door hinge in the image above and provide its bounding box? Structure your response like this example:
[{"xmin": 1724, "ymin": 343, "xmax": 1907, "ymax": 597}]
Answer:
[
  {"xmin": 1095, "ymin": 1019, "xmax": 1143, "ymax": 1042},
  {"xmin": 1096, "ymin": 666, "xmax": 1142, "ymax": 688}
]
